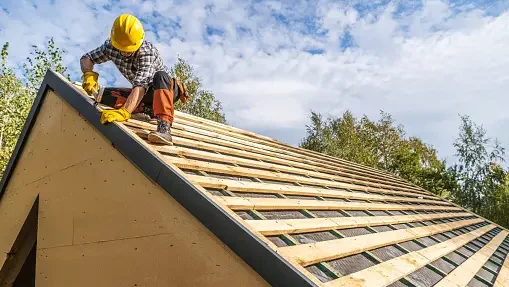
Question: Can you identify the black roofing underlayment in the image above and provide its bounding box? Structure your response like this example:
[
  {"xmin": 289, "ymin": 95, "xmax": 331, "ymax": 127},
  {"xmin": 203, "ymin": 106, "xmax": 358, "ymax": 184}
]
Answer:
[{"xmin": 0, "ymin": 70, "xmax": 318, "ymax": 287}]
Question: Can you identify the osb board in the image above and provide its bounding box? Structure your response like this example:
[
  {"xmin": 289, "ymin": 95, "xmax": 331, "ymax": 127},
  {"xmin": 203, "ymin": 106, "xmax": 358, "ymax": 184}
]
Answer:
[
  {"xmin": 0, "ymin": 91, "xmax": 269, "ymax": 286},
  {"xmin": 0, "ymin": 90, "xmax": 114, "ymax": 262},
  {"xmin": 37, "ymin": 232, "xmax": 267, "ymax": 287}
]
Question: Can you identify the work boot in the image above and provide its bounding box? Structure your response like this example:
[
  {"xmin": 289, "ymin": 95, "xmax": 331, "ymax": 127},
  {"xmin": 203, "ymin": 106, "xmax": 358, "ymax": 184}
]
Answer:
[
  {"xmin": 130, "ymin": 112, "xmax": 152, "ymax": 122},
  {"xmin": 131, "ymin": 106, "xmax": 157, "ymax": 124},
  {"xmin": 148, "ymin": 119, "xmax": 173, "ymax": 145}
]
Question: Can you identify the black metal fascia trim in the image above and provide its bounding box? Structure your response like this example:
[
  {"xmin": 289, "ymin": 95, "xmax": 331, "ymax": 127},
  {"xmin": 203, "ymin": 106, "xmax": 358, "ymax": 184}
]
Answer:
[{"xmin": 1, "ymin": 70, "xmax": 318, "ymax": 287}]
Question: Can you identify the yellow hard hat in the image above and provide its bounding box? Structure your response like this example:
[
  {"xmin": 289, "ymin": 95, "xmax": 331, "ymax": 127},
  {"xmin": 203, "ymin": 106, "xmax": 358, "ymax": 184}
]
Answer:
[{"xmin": 110, "ymin": 14, "xmax": 144, "ymax": 52}]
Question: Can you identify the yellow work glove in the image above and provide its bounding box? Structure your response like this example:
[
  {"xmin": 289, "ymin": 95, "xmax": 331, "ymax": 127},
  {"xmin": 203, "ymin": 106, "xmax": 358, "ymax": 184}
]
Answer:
[
  {"xmin": 82, "ymin": 71, "xmax": 99, "ymax": 96},
  {"xmin": 100, "ymin": 107, "xmax": 131, "ymax": 124}
]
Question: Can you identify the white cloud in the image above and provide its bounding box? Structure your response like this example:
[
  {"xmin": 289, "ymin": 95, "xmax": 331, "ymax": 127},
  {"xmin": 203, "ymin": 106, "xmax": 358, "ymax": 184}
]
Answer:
[{"xmin": 0, "ymin": 0, "xmax": 508, "ymax": 164}]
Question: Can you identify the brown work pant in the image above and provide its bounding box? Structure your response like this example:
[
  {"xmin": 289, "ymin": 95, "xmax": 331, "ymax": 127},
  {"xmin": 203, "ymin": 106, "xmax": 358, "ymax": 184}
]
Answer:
[{"xmin": 100, "ymin": 71, "xmax": 179, "ymax": 123}]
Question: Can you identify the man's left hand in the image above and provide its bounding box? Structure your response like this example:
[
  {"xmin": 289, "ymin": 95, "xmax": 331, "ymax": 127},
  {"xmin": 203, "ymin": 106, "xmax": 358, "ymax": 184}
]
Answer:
[{"xmin": 100, "ymin": 107, "xmax": 131, "ymax": 124}]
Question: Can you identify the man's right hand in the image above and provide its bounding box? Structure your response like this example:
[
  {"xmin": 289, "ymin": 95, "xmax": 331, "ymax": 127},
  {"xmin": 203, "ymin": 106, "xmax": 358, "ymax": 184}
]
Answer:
[{"xmin": 82, "ymin": 71, "xmax": 99, "ymax": 96}]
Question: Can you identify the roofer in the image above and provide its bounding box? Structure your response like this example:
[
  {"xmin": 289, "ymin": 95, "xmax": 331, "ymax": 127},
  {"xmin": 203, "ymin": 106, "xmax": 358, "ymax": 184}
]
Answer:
[{"xmin": 79, "ymin": 13, "xmax": 188, "ymax": 145}]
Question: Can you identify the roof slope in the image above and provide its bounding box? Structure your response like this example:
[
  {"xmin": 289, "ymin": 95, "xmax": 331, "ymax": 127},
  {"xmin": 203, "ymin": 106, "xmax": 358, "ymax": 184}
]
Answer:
[{"xmin": 2, "ymin": 70, "xmax": 509, "ymax": 287}]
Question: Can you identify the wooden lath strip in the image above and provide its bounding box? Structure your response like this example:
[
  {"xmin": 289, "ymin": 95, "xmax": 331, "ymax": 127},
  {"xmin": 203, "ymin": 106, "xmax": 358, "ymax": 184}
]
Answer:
[
  {"xmin": 434, "ymin": 230, "xmax": 509, "ymax": 287},
  {"xmin": 157, "ymin": 143, "xmax": 443, "ymax": 198},
  {"xmin": 277, "ymin": 218, "xmax": 484, "ymax": 267},
  {"xmin": 129, "ymin": 120, "xmax": 422, "ymax": 194},
  {"xmin": 187, "ymin": 174, "xmax": 451, "ymax": 206},
  {"xmin": 244, "ymin": 212, "xmax": 473, "ymax": 236},
  {"xmin": 324, "ymin": 224, "xmax": 496, "ymax": 287},
  {"xmin": 133, "ymin": 125, "xmax": 424, "ymax": 204},
  {"xmin": 494, "ymin": 245, "xmax": 509, "ymax": 287},
  {"xmin": 174, "ymin": 111, "xmax": 418, "ymax": 189},
  {"xmin": 164, "ymin": 155, "xmax": 438, "ymax": 200},
  {"xmin": 174, "ymin": 110, "xmax": 276, "ymax": 141},
  {"xmin": 212, "ymin": 196, "xmax": 463, "ymax": 212},
  {"xmin": 125, "ymin": 119, "xmax": 426, "ymax": 194}
]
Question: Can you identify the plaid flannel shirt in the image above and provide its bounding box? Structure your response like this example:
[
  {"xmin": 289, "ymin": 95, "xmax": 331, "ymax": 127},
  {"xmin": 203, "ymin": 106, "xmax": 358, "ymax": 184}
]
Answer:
[{"xmin": 81, "ymin": 39, "xmax": 171, "ymax": 90}]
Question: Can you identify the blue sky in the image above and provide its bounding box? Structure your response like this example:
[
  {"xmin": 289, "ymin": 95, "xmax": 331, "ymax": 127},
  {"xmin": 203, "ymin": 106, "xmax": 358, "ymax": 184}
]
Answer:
[{"xmin": 1, "ymin": 0, "xmax": 509, "ymax": 165}]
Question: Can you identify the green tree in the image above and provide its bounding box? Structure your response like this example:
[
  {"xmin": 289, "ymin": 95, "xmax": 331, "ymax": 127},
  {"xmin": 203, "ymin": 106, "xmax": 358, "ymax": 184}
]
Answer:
[
  {"xmin": 390, "ymin": 137, "xmax": 455, "ymax": 196},
  {"xmin": 0, "ymin": 38, "xmax": 69, "ymax": 178},
  {"xmin": 0, "ymin": 43, "xmax": 33, "ymax": 176},
  {"xmin": 300, "ymin": 110, "xmax": 451, "ymax": 195},
  {"xmin": 447, "ymin": 115, "xmax": 508, "ymax": 223},
  {"xmin": 478, "ymin": 165, "xmax": 509, "ymax": 228},
  {"xmin": 170, "ymin": 57, "xmax": 226, "ymax": 124},
  {"xmin": 23, "ymin": 37, "xmax": 69, "ymax": 93}
]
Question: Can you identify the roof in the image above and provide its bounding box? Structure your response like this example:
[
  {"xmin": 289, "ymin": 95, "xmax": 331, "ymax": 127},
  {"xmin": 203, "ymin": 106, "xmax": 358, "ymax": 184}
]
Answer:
[{"xmin": 2, "ymin": 70, "xmax": 509, "ymax": 287}]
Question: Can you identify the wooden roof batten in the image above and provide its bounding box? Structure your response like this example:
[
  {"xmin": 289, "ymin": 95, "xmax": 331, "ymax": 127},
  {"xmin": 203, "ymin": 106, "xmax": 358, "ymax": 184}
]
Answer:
[{"xmin": 1, "ymin": 70, "xmax": 508, "ymax": 287}]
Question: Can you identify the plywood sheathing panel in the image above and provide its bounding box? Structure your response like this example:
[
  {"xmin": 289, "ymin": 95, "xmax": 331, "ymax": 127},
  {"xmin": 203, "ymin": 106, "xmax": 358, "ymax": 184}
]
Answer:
[
  {"xmin": 1, "ymin": 90, "xmax": 270, "ymax": 286},
  {"xmin": 0, "ymin": 90, "xmax": 114, "ymax": 265},
  {"xmin": 35, "ymin": 149, "xmax": 270, "ymax": 286},
  {"xmin": 37, "ymin": 232, "xmax": 268, "ymax": 287},
  {"xmin": 5, "ymin": 90, "xmax": 113, "ymax": 191}
]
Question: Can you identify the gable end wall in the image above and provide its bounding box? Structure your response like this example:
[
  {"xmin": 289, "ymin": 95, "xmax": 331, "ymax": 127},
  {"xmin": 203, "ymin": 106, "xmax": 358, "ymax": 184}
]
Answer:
[{"xmin": 0, "ymin": 89, "xmax": 269, "ymax": 286}]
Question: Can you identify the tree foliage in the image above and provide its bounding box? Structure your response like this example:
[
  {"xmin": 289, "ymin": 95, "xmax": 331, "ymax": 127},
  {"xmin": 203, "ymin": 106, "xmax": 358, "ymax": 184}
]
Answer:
[
  {"xmin": 300, "ymin": 110, "xmax": 509, "ymax": 228},
  {"xmin": 300, "ymin": 110, "xmax": 453, "ymax": 195},
  {"xmin": 0, "ymin": 38, "xmax": 69, "ymax": 177},
  {"xmin": 447, "ymin": 115, "xmax": 509, "ymax": 227},
  {"xmin": 170, "ymin": 57, "xmax": 226, "ymax": 124},
  {"xmin": 23, "ymin": 38, "xmax": 70, "ymax": 93},
  {"xmin": 0, "ymin": 43, "xmax": 33, "ymax": 176}
]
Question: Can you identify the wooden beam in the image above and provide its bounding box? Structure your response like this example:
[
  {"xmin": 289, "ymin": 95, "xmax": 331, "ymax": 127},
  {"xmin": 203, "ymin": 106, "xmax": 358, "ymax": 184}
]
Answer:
[
  {"xmin": 93, "ymin": 90, "xmax": 406, "ymax": 189},
  {"xmin": 212, "ymin": 196, "xmax": 463, "ymax": 212},
  {"xmin": 164, "ymin": 156, "xmax": 438, "ymax": 200},
  {"xmin": 277, "ymin": 218, "xmax": 483, "ymax": 267},
  {"xmin": 159, "ymin": 144, "xmax": 446, "ymax": 199},
  {"xmin": 173, "ymin": 111, "xmax": 420, "ymax": 189},
  {"xmin": 131, "ymin": 121, "xmax": 420, "ymax": 194},
  {"xmin": 124, "ymin": 119, "xmax": 427, "ymax": 195},
  {"xmin": 187, "ymin": 174, "xmax": 450, "ymax": 206},
  {"xmin": 434, "ymin": 230, "xmax": 509, "ymax": 287},
  {"xmin": 245, "ymin": 212, "xmax": 474, "ymax": 236},
  {"xmin": 324, "ymin": 224, "xmax": 496, "ymax": 287},
  {"xmin": 494, "ymin": 245, "xmax": 509, "ymax": 287}
]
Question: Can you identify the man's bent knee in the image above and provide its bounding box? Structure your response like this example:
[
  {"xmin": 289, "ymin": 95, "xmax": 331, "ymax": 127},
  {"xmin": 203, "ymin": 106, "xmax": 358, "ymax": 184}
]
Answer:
[{"xmin": 153, "ymin": 71, "xmax": 170, "ymax": 90}]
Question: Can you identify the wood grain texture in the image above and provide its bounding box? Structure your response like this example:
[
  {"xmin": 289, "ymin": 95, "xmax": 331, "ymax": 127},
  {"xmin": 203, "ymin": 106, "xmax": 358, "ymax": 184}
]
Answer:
[
  {"xmin": 494, "ymin": 245, "xmax": 509, "ymax": 287},
  {"xmin": 277, "ymin": 218, "xmax": 483, "ymax": 266},
  {"xmin": 164, "ymin": 156, "xmax": 438, "ymax": 200},
  {"xmin": 124, "ymin": 119, "xmax": 427, "ymax": 195},
  {"xmin": 157, "ymin": 140, "xmax": 426, "ymax": 195},
  {"xmin": 187, "ymin": 174, "xmax": 450, "ymax": 205},
  {"xmin": 173, "ymin": 110, "xmax": 425, "ymax": 191},
  {"xmin": 434, "ymin": 230, "xmax": 509, "ymax": 287},
  {"xmin": 325, "ymin": 224, "xmax": 496, "ymax": 287},
  {"xmin": 246, "ymin": 212, "xmax": 473, "ymax": 235},
  {"xmin": 213, "ymin": 196, "xmax": 463, "ymax": 212}
]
